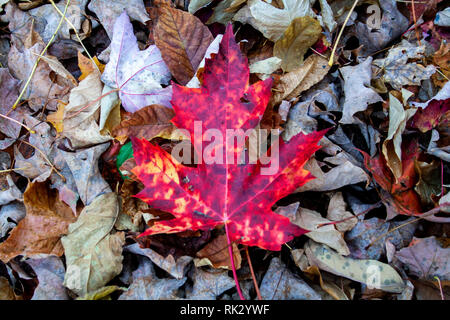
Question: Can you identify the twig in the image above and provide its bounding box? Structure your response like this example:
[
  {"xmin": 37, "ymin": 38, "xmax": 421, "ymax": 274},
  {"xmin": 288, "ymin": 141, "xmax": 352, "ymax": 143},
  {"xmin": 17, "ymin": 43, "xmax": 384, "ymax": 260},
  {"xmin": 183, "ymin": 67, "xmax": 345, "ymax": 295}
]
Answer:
[
  {"xmin": 434, "ymin": 276, "xmax": 445, "ymax": 300},
  {"xmin": 328, "ymin": 0, "xmax": 359, "ymax": 67},
  {"xmin": 367, "ymin": 203, "xmax": 450, "ymax": 248},
  {"xmin": 0, "ymin": 168, "xmax": 26, "ymax": 174},
  {"xmin": 317, "ymin": 201, "xmax": 382, "ymax": 229},
  {"xmin": 11, "ymin": 0, "xmax": 71, "ymax": 111},
  {"xmin": 0, "ymin": 113, "xmax": 36, "ymax": 134},
  {"xmin": 245, "ymin": 246, "xmax": 262, "ymax": 300},
  {"xmin": 48, "ymin": 0, "xmax": 99, "ymax": 73},
  {"xmin": 411, "ymin": 0, "xmax": 422, "ymax": 46},
  {"xmin": 224, "ymin": 221, "xmax": 245, "ymax": 300}
]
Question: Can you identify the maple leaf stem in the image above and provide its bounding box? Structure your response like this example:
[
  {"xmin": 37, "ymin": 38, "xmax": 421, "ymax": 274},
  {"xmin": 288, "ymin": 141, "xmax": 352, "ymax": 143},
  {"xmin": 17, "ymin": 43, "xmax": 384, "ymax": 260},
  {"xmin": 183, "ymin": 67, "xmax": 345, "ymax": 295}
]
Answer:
[{"xmin": 224, "ymin": 222, "xmax": 245, "ymax": 300}]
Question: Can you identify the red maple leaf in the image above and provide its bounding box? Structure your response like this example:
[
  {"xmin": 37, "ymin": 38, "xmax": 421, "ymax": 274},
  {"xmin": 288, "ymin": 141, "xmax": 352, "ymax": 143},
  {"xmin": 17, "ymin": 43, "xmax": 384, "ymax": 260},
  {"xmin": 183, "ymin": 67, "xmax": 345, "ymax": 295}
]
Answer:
[{"xmin": 131, "ymin": 25, "xmax": 325, "ymax": 251}]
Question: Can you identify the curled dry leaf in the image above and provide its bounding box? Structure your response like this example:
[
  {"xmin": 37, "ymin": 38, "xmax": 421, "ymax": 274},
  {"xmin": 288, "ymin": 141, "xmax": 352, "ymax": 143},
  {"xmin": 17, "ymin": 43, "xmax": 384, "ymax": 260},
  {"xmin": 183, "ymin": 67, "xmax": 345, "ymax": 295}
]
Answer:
[
  {"xmin": 382, "ymin": 93, "xmax": 417, "ymax": 180},
  {"xmin": 125, "ymin": 243, "xmax": 193, "ymax": 280},
  {"xmin": 154, "ymin": 5, "xmax": 214, "ymax": 85},
  {"xmin": 62, "ymin": 192, "xmax": 124, "ymax": 296},
  {"xmin": 233, "ymin": 0, "xmax": 315, "ymax": 41},
  {"xmin": 290, "ymin": 207, "xmax": 350, "ymax": 256},
  {"xmin": 272, "ymin": 54, "xmax": 330, "ymax": 105},
  {"xmin": 62, "ymin": 72, "xmax": 111, "ymax": 148},
  {"xmin": 0, "ymin": 202, "xmax": 26, "ymax": 238},
  {"xmin": 0, "ymin": 182, "xmax": 76, "ymax": 263},
  {"xmin": 326, "ymin": 192, "xmax": 357, "ymax": 233},
  {"xmin": 119, "ymin": 257, "xmax": 186, "ymax": 300},
  {"xmin": 195, "ymin": 233, "xmax": 242, "ymax": 270},
  {"xmin": 112, "ymin": 105, "xmax": 179, "ymax": 144},
  {"xmin": 273, "ymin": 16, "xmax": 322, "ymax": 72}
]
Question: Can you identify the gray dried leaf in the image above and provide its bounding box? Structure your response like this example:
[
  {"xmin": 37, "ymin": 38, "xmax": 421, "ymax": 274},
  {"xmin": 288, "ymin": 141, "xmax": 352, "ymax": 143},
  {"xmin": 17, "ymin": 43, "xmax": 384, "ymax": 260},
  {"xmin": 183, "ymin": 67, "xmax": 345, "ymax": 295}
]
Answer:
[
  {"xmin": 125, "ymin": 243, "xmax": 192, "ymax": 280},
  {"xmin": 260, "ymin": 257, "xmax": 321, "ymax": 300},
  {"xmin": 355, "ymin": 0, "xmax": 409, "ymax": 56},
  {"xmin": 187, "ymin": 267, "xmax": 235, "ymax": 300},
  {"xmin": 26, "ymin": 256, "xmax": 69, "ymax": 300},
  {"xmin": 345, "ymin": 217, "xmax": 417, "ymax": 260},
  {"xmin": 119, "ymin": 258, "xmax": 185, "ymax": 300},
  {"xmin": 61, "ymin": 142, "xmax": 112, "ymax": 206},
  {"xmin": 0, "ymin": 202, "xmax": 25, "ymax": 238},
  {"xmin": 339, "ymin": 57, "xmax": 383, "ymax": 124},
  {"xmin": 396, "ymin": 236, "xmax": 450, "ymax": 281},
  {"xmin": 373, "ymin": 40, "xmax": 436, "ymax": 91}
]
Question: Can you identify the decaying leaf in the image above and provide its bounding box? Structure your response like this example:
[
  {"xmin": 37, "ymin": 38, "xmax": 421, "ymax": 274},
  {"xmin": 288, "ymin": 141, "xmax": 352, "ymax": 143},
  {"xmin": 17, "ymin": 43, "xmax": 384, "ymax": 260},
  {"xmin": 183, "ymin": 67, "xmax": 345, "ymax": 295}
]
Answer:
[
  {"xmin": 339, "ymin": 57, "xmax": 383, "ymax": 124},
  {"xmin": 273, "ymin": 16, "xmax": 322, "ymax": 72},
  {"xmin": 305, "ymin": 240, "xmax": 405, "ymax": 293},
  {"xmin": 396, "ymin": 237, "xmax": 450, "ymax": 281},
  {"xmin": 195, "ymin": 234, "xmax": 242, "ymax": 270},
  {"xmin": 233, "ymin": 0, "xmax": 316, "ymax": 41},
  {"xmin": 154, "ymin": 6, "xmax": 213, "ymax": 85},
  {"xmin": 373, "ymin": 40, "xmax": 436, "ymax": 91},
  {"xmin": 0, "ymin": 182, "xmax": 76, "ymax": 263},
  {"xmin": 119, "ymin": 257, "xmax": 185, "ymax": 300},
  {"xmin": 125, "ymin": 243, "xmax": 192, "ymax": 280},
  {"xmin": 186, "ymin": 267, "xmax": 235, "ymax": 300},
  {"xmin": 259, "ymin": 257, "xmax": 321, "ymax": 300},
  {"xmin": 62, "ymin": 192, "xmax": 124, "ymax": 296},
  {"xmin": 26, "ymin": 256, "xmax": 69, "ymax": 300}
]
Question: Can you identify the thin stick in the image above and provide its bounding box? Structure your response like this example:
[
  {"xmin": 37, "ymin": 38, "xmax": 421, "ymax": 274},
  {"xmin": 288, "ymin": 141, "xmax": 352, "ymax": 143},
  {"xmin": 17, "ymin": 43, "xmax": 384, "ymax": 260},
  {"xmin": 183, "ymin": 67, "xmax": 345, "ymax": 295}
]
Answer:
[
  {"xmin": 11, "ymin": 0, "xmax": 71, "ymax": 111},
  {"xmin": 317, "ymin": 201, "xmax": 382, "ymax": 229},
  {"xmin": 434, "ymin": 276, "xmax": 445, "ymax": 300},
  {"xmin": 49, "ymin": 0, "xmax": 100, "ymax": 73},
  {"xmin": 64, "ymin": 88, "xmax": 119, "ymax": 120},
  {"xmin": 368, "ymin": 203, "xmax": 450, "ymax": 248},
  {"xmin": 411, "ymin": 0, "xmax": 422, "ymax": 46},
  {"xmin": 328, "ymin": 0, "xmax": 359, "ymax": 66},
  {"xmin": 245, "ymin": 246, "xmax": 262, "ymax": 300},
  {"xmin": 19, "ymin": 139, "xmax": 66, "ymax": 182},
  {"xmin": 224, "ymin": 221, "xmax": 245, "ymax": 300},
  {"xmin": 0, "ymin": 168, "xmax": 26, "ymax": 174},
  {"xmin": 0, "ymin": 113, "xmax": 36, "ymax": 134}
]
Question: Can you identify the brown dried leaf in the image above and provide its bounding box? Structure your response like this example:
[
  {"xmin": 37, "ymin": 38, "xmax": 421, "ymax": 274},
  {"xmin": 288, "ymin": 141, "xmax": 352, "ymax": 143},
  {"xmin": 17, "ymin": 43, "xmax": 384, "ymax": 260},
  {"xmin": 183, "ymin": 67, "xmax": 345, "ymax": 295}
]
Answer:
[
  {"xmin": 195, "ymin": 234, "xmax": 241, "ymax": 270},
  {"xmin": 272, "ymin": 54, "xmax": 330, "ymax": 105},
  {"xmin": 112, "ymin": 104, "xmax": 180, "ymax": 144},
  {"xmin": 274, "ymin": 16, "xmax": 322, "ymax": 72},
  {"xmin": 0, "ymin": 182, "xmax": 76, "ymax": 263},
  {"xmin": 154, "ymin": 6, "xmax": 213, "ymax": 85}
]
